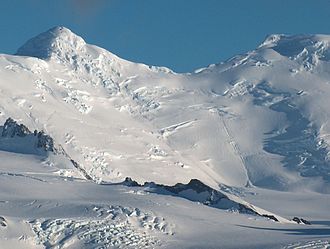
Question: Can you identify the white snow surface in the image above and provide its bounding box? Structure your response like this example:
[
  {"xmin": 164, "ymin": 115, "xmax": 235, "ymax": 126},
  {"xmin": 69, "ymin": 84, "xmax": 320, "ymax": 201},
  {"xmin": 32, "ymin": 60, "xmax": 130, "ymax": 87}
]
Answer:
[{"xmin": 0, "ymin": 27, "xmax": 330, "ymax": 248}]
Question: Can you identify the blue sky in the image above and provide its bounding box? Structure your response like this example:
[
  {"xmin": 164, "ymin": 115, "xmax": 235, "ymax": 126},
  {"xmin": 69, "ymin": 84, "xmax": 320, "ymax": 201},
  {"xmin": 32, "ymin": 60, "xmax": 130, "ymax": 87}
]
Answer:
[{"xmin": 1, "ymin": 0, "xmax": 330, "ymax": 72}]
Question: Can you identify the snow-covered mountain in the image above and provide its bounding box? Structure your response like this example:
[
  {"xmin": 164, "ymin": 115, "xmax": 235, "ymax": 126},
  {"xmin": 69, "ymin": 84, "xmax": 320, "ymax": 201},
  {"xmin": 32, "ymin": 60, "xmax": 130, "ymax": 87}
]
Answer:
[{"xmin": 0, "ymin": 27, "xmax": 330, "ymax": 249}]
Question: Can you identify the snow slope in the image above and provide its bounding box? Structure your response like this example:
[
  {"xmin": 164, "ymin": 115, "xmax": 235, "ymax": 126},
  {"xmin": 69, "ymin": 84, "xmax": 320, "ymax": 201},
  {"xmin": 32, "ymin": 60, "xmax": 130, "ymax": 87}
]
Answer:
[{"xmin": 0, "ymin": 27, "xmax": 330, "ymax": 248}]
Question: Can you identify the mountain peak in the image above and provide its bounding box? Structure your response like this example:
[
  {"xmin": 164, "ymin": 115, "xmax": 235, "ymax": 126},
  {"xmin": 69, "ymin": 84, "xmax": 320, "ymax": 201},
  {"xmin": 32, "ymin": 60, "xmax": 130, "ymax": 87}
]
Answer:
[
  {"xmin": 16, "ymin": 26, "xmax": 86, "ymax": 59},
  {"xmin": 259, "ymin": 34, "xmax": 330, "ymax": 48},
  {"xmin": 257, "ymin": 33, "xmax": 330, "ymax": 62}
]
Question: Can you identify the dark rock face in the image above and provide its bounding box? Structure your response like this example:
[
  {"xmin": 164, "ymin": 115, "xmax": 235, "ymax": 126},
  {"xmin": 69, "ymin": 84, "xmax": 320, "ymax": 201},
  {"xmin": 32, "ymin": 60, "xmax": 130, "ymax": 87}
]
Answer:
[
  {"xmin": 122, "ymin": 178, "xmax": 271, "ymax": 218},
  {"xmin": 163, "ymin": 179, "xmax": 229, "ymax": 205},
  {"xmin": 0, "ymin": 217, "xmax": 7, "ymax": 227},
  {"xmin": 69, "ymin": 158, "xmax": 93, "ymax": 181},
  {"xmin": 123, "ymin": 177, "xmax": 140, "ymax": 187},
  {"xmin": 1, "ymin": 118, "xmax": 63, "ymax": 154},
  {"xmin": 262, "ymin": 214, "xmax": 279, "ymax": 222},
  {"xmin": 164, "ymin": 179, "xmax": 216, "ymax": 194},
  {"xmin": 122, "ymin": 178, "xmax": 313, "ymax": 223},
  {"xmin": 0, "ymin": 118, "xmax": 93, "ymax": 181},
  {"xmin": 292, "ymin": 217, "xmax": 311, "ymax": 225},
  {"xmin": 36, "ymin": 130, "xmax": 55, "ymax": 152},
  {"xmin": 1, "ymin": 118, "xmax": 31, "ymax": 137},
  {"xmin": 161, "ymin": 179, "xmax": 260, "ymax": 215}
]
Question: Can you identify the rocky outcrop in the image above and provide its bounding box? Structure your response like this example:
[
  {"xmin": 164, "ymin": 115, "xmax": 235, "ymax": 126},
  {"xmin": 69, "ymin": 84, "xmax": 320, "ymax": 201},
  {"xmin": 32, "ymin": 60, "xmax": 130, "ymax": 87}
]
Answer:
[
  {"xmin": 0, "ymin": 216, "xmax": 7, "ymax": 227},
  {"xmin": 122, "ymin": 178, "xmax": 280, "ymax": 221},
  {"xmin": 1, "ymin": 118, "xmax": 63, "ymax": 154},
  {"xmin": 0, "ymin": 118, "xmax": 92, "ymax": 181},
  {"xmin": 1, "ymin": 118, "xmax": 31, "ymax": 137},
  {"xmin": 292, "ymin": 217, "xmax": 311, "ymax": 225},
  {"xmin": 36, "ymin": 130, "xmax": 57, "ymax": 153}
]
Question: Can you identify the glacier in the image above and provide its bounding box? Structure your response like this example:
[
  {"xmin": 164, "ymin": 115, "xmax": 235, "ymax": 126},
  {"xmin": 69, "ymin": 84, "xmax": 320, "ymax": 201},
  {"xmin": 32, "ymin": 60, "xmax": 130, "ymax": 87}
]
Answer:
[{"xmin": 0, "ymin": 26, "xmax": 330, "ymax": 248}]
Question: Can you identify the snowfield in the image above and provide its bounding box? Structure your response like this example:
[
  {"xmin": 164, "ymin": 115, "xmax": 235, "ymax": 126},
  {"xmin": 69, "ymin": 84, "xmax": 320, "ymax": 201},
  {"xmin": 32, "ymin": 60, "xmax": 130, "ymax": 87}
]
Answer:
[{"xmin": 0, "ymin": 26, "xmax": 330, "ymax": 248}]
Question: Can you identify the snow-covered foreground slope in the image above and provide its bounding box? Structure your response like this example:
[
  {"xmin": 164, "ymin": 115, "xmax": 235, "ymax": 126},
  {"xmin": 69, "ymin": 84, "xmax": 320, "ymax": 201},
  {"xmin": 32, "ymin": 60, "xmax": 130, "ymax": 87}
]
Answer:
[
  {"xmin": 0, "ymin": 27, "xmax": 330, "ymax": 248},
  {"xmin": 0, "ymin": 153, "xmax": 329, "ymax": 249}
]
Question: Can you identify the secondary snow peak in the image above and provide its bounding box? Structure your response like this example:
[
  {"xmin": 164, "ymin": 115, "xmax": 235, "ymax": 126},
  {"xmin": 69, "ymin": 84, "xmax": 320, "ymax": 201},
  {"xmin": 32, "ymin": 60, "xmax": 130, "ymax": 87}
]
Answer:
[
  {"xmin": 258, "ymin": 34, "xmax": 330, "ymax": 62},
  {"xmin": 16, "ymin": 26, "xmax": 86, "ymax": 60}
]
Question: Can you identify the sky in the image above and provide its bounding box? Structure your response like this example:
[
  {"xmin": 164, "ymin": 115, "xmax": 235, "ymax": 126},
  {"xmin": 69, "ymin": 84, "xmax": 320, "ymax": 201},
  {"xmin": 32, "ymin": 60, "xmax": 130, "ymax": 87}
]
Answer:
[{"xmin": 1, "ymin": 0, "xmax": 330, "ymax": 73}]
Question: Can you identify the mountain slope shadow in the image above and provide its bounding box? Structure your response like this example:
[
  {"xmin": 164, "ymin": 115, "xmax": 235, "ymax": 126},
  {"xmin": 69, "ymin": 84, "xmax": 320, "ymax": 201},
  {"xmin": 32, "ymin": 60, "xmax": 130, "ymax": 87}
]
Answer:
[
  {"xmin": 265, "ymin": 99, "xmax": 330, "ymax": 181},
  {"xmin": 251, "ymin": 82, "xmax": 330, "ymax": 182},
  {"xmin": 237, "ymin": 224, "xmax": 330, "ymax": 236}
]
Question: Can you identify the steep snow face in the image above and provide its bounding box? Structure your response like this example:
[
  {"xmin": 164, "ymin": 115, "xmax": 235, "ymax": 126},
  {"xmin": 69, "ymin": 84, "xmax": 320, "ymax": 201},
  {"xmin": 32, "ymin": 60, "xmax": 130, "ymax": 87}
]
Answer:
[{"xmin": 1, "ymin": 27, "xmax": 330, "ymax": 193}]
